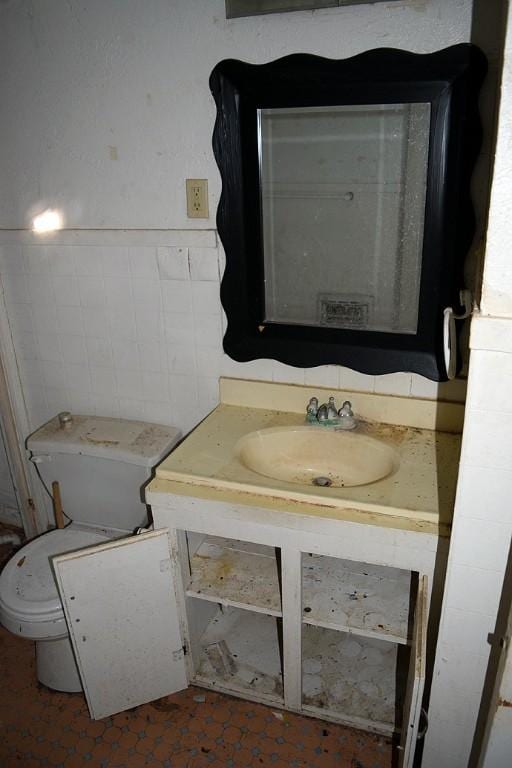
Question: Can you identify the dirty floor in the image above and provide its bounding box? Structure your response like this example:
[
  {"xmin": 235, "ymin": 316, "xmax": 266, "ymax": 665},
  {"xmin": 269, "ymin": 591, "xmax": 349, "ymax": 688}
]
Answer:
[{"xmin": 0, "ymin": 625, "xmax": 393, "ymax": 768}]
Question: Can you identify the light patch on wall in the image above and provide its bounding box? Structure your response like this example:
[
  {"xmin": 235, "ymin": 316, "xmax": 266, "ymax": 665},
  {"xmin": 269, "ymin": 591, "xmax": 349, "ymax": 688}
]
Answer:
[{"xmin": 32, "ymin": 209, "xmax": 64, "ymax": 233}]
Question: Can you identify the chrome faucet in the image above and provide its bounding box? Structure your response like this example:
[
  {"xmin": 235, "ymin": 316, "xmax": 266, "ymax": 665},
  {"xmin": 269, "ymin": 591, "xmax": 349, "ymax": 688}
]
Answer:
[{"xmin": 305, "ymin": 395, "xmax": 357, "ymax": 429}]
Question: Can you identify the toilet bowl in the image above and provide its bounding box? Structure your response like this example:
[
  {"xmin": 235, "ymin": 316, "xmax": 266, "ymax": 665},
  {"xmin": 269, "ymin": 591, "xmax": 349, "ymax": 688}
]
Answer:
[
  {"xmin": 0, "ymin": 414, "xmax": 181, "ymax": 692},
  {"xmin": 0, "ymin": 525, "xmax": 115, "ymax": 691}
]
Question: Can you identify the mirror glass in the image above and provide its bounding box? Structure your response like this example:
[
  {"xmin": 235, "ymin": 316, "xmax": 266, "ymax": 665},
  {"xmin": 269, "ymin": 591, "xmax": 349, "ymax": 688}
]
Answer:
[{"xmin": 259, "ymin": 103, "xmax": 431, "ymax": 334}]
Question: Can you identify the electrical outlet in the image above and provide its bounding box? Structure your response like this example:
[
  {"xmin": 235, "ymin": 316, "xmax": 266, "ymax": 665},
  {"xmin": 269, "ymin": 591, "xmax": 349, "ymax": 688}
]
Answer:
[{"xmin": 186, "ymin": 178, "xmax": 209, "ymax": 218}]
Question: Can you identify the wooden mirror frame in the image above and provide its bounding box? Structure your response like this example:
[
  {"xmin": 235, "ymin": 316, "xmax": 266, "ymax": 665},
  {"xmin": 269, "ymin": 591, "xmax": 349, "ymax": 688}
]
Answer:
[{"xmin": 210, "ymin": 45, "xmax": 486, "ymax": 381}]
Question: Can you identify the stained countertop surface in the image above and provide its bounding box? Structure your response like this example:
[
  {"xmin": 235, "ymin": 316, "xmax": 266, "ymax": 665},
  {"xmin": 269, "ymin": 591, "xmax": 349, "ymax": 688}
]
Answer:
[{"xmin": 150, "ymin": 403, "xmax": 461, "ymax": 536}]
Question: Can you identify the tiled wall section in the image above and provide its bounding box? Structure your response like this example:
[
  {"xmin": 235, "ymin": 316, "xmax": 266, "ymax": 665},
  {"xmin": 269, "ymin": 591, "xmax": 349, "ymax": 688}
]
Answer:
[
  {"xmin": 0, "ymin": 235, "xmax": 466, "ymax": 436},
  {"xmin": 422, "ymin": 337, "xmax": 512, "ymax": 768}
]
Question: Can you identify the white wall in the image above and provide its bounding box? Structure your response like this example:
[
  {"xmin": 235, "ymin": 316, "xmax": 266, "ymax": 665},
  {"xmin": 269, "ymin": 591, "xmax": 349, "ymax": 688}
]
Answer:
[
  {"xmin": 423, "ymin": 3, "xmax": 512, "ymax": 766},
  {"xmin": 0, "ymin": 0, "xmax": 472, "ymax": 230}
]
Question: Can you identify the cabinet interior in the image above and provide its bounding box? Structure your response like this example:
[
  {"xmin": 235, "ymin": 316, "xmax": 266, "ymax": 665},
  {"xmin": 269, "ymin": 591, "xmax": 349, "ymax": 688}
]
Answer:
[{"xmin": 179, "ymin": 531, "xmax": 419, "ymax": 733}]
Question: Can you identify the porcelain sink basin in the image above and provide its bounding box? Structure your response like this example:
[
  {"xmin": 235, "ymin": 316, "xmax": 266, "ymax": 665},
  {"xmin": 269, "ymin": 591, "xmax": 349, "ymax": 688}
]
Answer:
[{"xmin": 236, "ymin": 426, "xmax": 399, "ymax": 488}]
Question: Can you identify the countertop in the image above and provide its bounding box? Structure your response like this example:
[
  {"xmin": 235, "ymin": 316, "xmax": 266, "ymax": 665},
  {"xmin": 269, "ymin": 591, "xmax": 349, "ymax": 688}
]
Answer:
[{"xmin": 149, "ymin": 398, "xmax": 461, "ymax": 536}]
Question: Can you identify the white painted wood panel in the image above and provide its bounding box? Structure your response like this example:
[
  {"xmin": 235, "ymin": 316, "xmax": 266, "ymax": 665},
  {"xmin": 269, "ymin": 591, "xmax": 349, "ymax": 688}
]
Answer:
[
  {"xmin": 53, "ymin": 529, "xmax": 188, "ymax": 720},
  {"xmin": 186, "ymin": 536, "xmax": 282, "ymax": 616},
  {"xmin": 194, "ymin": 605, "xmax": 284, "ymax": 704},
  {"xmin": 302, "ymin": 554, "xmax": 411, "ymax": 643},
  {"xmin": 301, "ymin": 624, "xmax": 402, "ymax": 735},
  {"xmin": 399, "ymin": 575, "xmax": 427, "ymax": 768}
]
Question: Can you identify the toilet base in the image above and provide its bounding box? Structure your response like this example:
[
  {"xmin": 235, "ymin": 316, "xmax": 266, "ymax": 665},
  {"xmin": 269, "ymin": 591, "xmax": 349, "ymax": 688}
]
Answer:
[{"xmin": 36, "ymin": 635, "xmax": 83, "ymax": 693}]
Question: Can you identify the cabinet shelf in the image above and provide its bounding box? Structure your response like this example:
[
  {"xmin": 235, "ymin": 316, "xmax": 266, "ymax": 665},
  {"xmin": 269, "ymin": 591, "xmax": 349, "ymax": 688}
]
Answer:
[
  {"xmin": 186, "ymin": 536, "xmax": 282, "ymax": 616},
  {"xmin": 302, "ymin": 624, "xmax": 407, "ymax": 735},
  {"xmin": 302, "ymin": 554, "xmax": 411, "ymax": 644},
  {"xmin": 193, "ymin": 605, "xmax": 283, "ymax": 703}
]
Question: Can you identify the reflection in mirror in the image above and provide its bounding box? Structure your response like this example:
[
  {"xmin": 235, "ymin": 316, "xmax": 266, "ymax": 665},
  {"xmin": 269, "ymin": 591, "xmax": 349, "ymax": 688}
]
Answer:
[{"xmin": 259, "ymin": 104, "xmax": 430, "ymax": 334}]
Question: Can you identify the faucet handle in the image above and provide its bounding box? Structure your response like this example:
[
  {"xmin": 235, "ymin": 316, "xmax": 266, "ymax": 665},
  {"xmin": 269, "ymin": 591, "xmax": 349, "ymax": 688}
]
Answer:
[
  {"xmin": 338, "ymin": 400, "xmax": 353, "ymax": 417},
  {"xmin": 306, "ymin": 397, "xmax": 319, "ymax": 417},
  {"xmin": 327, "ymin": 396, "xmax": 338, "ymax": 420}
]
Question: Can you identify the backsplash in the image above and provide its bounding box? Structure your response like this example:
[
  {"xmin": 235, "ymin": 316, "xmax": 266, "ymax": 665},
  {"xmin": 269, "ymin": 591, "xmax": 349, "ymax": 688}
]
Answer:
[{"xmin": 0, "ymin": 232, "xmax": 466, "ymax": 436}]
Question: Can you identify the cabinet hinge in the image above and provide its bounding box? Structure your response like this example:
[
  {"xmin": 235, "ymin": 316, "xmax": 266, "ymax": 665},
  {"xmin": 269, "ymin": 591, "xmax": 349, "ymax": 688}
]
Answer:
[{"xmin": 183, "ymin": 643, "xmax": 188, "ymax": 656}]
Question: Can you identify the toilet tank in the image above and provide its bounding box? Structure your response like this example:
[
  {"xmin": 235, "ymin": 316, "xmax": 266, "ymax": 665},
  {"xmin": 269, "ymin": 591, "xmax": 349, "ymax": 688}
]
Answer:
[{"xmin": 27, "ymin": 415, "xmax": 181, "ymax": 531}]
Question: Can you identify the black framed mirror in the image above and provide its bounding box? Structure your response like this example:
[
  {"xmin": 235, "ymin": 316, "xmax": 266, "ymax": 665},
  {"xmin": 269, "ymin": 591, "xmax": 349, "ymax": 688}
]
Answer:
[{"xmin": 210, "ymin": 45, "xmax": 486, "ymax": 381}]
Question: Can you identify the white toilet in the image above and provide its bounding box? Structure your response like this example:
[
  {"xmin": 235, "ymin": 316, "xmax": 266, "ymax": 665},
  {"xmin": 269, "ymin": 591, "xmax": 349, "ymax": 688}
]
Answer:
[{"xmin": 0, "ymin": 413, "xmax": 180, "ymax": 693}]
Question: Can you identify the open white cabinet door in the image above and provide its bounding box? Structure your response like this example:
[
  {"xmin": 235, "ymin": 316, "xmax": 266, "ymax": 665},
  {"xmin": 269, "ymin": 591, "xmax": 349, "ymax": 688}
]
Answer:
[
  {"xmin": 398, "ymin": 575, "xmax": 428, "ymax": 768},
  {"xmin": 52, "ymin": 528, "xmax": 188, "ymax": 720}
]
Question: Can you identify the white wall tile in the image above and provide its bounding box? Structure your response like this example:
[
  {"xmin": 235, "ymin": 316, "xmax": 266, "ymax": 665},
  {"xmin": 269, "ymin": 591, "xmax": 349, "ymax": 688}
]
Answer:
[
  {"xmin": 112, "ymin": 339, "xmax": 140, "ymax": 371},
  {"xmin": 141, "ymin": 371, "xmax": 170, "ymax": 402},
  {"xmin": 48, "ymin": 246, "xmax": 76, "ymax": 276},
  {"xmin": 163, "ymin": 312, "xmax": 194, "ymax": 345},
  {"xmin": 157, "ymin": 247, "xmax": 189, "ymax": 280},
  {"xmin": 103, "ymin": 276, "xmax": 133, "ymax": 308},
  {"xmin": 37, "ymin": 333, "xmax": 62, "ymax": 363},
  {"xmin": 197, "ymin": 375, "xmax": 220, "ymax": 414},
  {"xmin": 73, "ymin": 247, "xmax": 104, "ymax": 276},
  {"xmin": 78, "ymin": 276, "xmax": 106, "ymax": 307},
  {"xmin": 373, "ymin": 372, "xmax": 412, "ymax": 396},
  {"xmin": 446, "ymin": 563, "xmax": 503, "ymax": 618},
  {"xmin": 31, "ymin": 304, "xmax": 58, "ymax": 336},
  {"xmin": 193, "ymin": 313, "xmax": 222, "ymax": 348},
  {"xmin": 452, "ymin": 465, "xmax": 512, "ymax": 524},
  {"xmin": 462, "ymin": 409, "xmax": 512, "ymax": 471},
  {"xmin": 56, "ymin": 306, "xmax": 83, "ymax": 336},
  {"xmin": 3, "ymin": 271, "xmax": 30, "ymax": 303},
  {"xmin": 469, "ymin": 350, "xmax": 512, "ymax": 413},
  {"xmin": 107, "ymin": 307, "xmax": 137, "ymax": 341},
  {"xmin": 410, "ymin": 374, "xmax": 439, "ymax": 399},
  {"xmin": 101, "ymin": 247, "xmax": 129, "ymax": 277},
  {"xmin": 161, "ymin": 280, "xmax": 192, "ymax": 313},
  {"xmin": 118, "ymin": 397, "xmax": 146, "ymax": 420},
  {"xmin": 196, "ymin": 345, "xmax": 223, "ymax": 379},
  {"xmin": 135, "ymin": 306, "xmax": 164, "ymax": 340},
  {"xmin": 40, "ymin": 360, "xmax": 65, "ymax": 389},
  {"xmin": 63, "ymin": 363, "xmax": 91, "ymax": 392},
  {"xmin": 116, "ymin": 369, "xmax": 143, "ymax": 399},
  {"xmin": 90, "ymin": 366, "xmax": 117, "ymax": 395},
  {"xmin": 52, "ymin": 274, "xmax": 80, "ymax": 306},
  {"xmin": 86, "ymin": 337, "xmax": 113, "ymax": 368},
  {"xmin": 26, "ymin": 273, "xmax": 55, "ymax": 306},
  {"xmin": 142, "ymin": 400, "xmax": 173, "ymax": 425},
  {"xmin": 272, "ymin": 361, "xmax": 304, "ymax": 385},
  {"xmin": 167, "ymin": 344, "xmax": 196, "ymax": 375},
  {"xmin": 59, "ymin": 334, "xmax": 87, "ymax": 365},
  {"xmin": 92, "ymin": 393, "xmax": 120, "ymax": 417},
  {"xmin": 191, "ymin": 281, "xmax": 221, "ymax": 315},
  {"xmin": 137, "ymin": 340, "xmax": 166, "ymax": 373},
  {"xmin": 6, "ymin": 304, "xmax": 33, "ymax": 334},
  {"xmin": 129, "ymin": 247, "xmax": 158, "ymax": 279},
  {"xmin": 81, "ymin": 307, "xmax": 107, "ymax": 337},
  {"xmin": 132, "ymin": 278, "xmax": 161, "ymax": 307},
  {"xmin": 24, "ymin": 246, "xmax": 51, "ymax": 275},
  {"xmin": 189, "ymin": 247, "xmax": 219, "ymax": 281},
  {"xmin": 338, "ymin": 368, "xmax": 375, "ymax": 393},
  {"xmin": 448, "ymin": 516, "xmax": 511, "ymax": 572},
  {"xmin": 14, "ymin": 332, "xmax": 38, "ymax": 363},
  {"xmin": 304, "ymin": 366, "xmax": 339, "ymax": 388},
  {"xmin": 0, "ymin": 244, "xmax": 24, "ymax": 273}
]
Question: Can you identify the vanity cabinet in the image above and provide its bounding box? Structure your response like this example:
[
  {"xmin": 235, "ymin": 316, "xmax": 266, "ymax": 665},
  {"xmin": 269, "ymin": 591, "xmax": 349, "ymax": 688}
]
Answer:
[
  {"xmin": 53, "ymin": 501, "xmax": 431, "ymax": 768},
  {"xmin": 150, "ymin": 491, "xmax": 434, "ymax": 767}
]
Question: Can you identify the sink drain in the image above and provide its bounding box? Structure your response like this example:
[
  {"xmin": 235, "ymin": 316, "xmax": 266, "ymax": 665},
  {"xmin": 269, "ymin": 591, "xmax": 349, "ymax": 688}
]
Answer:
[{"xmin": 312, "ymin": 476, "xmax": 332, "ymax": 487}]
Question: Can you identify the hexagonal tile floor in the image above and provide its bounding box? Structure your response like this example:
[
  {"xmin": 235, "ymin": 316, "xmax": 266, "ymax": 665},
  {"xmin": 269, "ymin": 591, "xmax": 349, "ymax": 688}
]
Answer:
[{"xmin": 0, "ymin": 626, "xmax": 393, "ymax": 768}]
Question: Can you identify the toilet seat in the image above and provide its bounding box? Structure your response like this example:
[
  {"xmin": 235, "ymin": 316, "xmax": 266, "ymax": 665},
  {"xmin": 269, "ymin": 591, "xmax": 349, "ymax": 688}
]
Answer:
[{"xmin": 0, "ymin": 526, "xmax": 111, "ymax": 640}]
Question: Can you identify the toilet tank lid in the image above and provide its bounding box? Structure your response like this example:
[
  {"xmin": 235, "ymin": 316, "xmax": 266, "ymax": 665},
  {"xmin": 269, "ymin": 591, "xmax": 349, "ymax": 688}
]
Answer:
[{"xmin": 27, "ymin": 415, "xmax": 181, "ymax": 468}]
